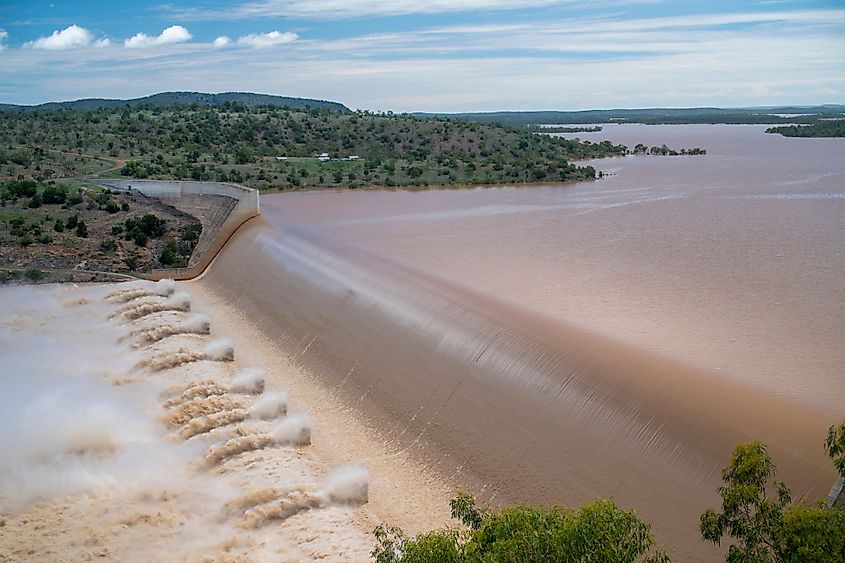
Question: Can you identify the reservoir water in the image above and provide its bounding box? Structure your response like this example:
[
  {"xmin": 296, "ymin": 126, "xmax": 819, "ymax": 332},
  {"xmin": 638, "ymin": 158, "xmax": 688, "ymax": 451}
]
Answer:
[{"xmin": 202, "ymin": 124, "xmax": 844, "ymax": 558}]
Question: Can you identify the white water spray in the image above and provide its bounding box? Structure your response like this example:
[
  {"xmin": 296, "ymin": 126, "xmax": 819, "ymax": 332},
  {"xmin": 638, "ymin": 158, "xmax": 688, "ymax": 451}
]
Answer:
[
  {"xmin": 229, "ymin": 368, "xmax": 265, "ymax": 394},
  {"xmin": 250, "ymin": 391, "xmax": 288, "ymax": 420},
  {"xmin": 270, "ymin": 412, "xmax": 312, "ymax": 446}
]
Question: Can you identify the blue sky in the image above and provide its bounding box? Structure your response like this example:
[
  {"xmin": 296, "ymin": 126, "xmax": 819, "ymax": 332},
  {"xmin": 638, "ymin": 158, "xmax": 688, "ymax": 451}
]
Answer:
[{"xmin": 1, "ymin": 0, "xmax": 843, "ymax": 110}]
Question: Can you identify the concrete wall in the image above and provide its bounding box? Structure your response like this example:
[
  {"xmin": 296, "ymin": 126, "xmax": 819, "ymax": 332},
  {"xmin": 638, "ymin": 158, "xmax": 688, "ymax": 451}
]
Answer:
[
  {"xmin": 87, "ymin": 179, "xmax": 260, "ymax": 280},
  {"xmin": 828, "ymin": 477, "xmax": 845, "ymax": 508}
]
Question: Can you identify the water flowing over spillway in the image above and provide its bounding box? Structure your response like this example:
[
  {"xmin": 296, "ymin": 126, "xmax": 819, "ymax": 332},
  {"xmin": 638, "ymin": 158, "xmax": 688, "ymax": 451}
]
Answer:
[
  {"xmin": 201, "ymin": 218, "xmax": 835, "ymax": 559},
  {"xmin": 200, "ymin": 125, "xmax": 845, "ymax": 558}
]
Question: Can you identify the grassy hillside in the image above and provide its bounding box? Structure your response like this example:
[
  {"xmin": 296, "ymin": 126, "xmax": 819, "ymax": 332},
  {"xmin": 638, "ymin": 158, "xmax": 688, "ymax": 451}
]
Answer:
[
  {"xmin": 0, "ymin": 91, "xmax": 349, "ymax": 113},
  {"xmin": 0, "ymin": 105, "xmax": 627, "ymax": 190}
]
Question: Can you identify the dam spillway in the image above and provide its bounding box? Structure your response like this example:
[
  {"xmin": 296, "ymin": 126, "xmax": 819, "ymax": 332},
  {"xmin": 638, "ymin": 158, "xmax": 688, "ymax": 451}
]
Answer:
[
  {"xmin": 199, "ymin": 217, "xmax": 836, "ymax": 559},
  {"xmin": 198, "ymin": 124, "xmax": 845, "ymax": 559}
]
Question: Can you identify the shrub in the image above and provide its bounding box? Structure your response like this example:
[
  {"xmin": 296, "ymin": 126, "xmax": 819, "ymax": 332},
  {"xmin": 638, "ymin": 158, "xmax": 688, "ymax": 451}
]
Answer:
[
  {"xmin": 131, "ymin": 230, "xmax": 148, "ymax": 247},
  {"xmin": 66, "ymin": 191, "xmax": 83, "ymax": 206},
  {"xmin": 19, "ymin": 234, "xmax": 33, "ymax": 246},
  {"xmin": 75, "ymin": 220, "xmax": 88, "ymax": 238},
  {"xmin": 373, "ymin": 495, "xmax": 668, "ymax": 563},
  {"xmin": 42, "ymin": 184, "xmax": 67, "ymax": 204},
  {"xmin": 124, "ymin": 214, "xmax": 166, "ymax": 238},
  {"xmin": 0, "ymin": 270, "xmax": 20, "ymax": 284},
  {"xmin": 159, "ymin": 239, "xmax": 188, "ymax": 267},
  {"xmin": 100, "ymin": 239, "xmax": 118, "ymax": 252},
  {"xmin": 780, "ymin": 504, "xmax": 845, "ymax": 562},
  {"xmin": 24, "ymin": 268, "xmax": 44, "ymax": 282},
  {"xmin": 3, "ymin": 179, "xmax": 38, "ymax": 198},
  {"xmin": 53, "ymin": 219, "xmax": 64, "ymax": 232},
  {"xmin": 181, "ymin": 222, "xmax": 202, "ymax": 243}
]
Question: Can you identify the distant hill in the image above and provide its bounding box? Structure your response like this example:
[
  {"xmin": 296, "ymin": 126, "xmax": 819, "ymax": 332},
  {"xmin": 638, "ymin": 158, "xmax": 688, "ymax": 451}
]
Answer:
[
  {"xmin": 416, "ymin": 105, "xmax": 845, "ymax": 126},
  {"xmin": 0, "ymin": 92, "xmax": 350, "ymax": 113}
]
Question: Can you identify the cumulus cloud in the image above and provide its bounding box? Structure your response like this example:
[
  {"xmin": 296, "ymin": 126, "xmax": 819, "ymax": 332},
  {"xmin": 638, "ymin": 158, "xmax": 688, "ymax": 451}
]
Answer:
[
  {"xmin": 124, "ymin": 25, "xmax": 192, "ymax": 49},
  {"xmin": 0, "ymin": 30, "xmax": 7, "ymax": 51},
  {"xmin": 94, "ymin": 38, "xmax": 111, "ymax": 48},
  {"xmin": 237, "ymin": 31, "xmax": 298, "ymax": 49},
  {"xmin": 25, "ymin": 25, "xmax": 94, "ymax": 50},
  {"xmin": 213, "ymin": 36, "xmax": 232, "ymax": 48}
]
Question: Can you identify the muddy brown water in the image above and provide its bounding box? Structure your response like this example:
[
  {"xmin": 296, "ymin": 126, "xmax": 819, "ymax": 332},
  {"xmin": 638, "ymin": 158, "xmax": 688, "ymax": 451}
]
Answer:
[{"xmin": 202, "ymin": 124, "xmax": 844, "ymax": 559}]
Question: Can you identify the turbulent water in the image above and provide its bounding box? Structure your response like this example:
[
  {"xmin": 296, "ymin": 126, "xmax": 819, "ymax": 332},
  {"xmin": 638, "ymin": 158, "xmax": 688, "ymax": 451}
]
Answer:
[
  {"xmin": 202, "ymin": 124, "xmax": 844, "ymax": 558},
  {"xmin": 0, "ymin": 282, "xmax": 374, "ymax": 561}
]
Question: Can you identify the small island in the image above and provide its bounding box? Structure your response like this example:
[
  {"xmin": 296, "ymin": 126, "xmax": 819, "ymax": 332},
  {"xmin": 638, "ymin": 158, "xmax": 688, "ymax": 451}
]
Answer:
[
  {"xmin": 765, "ymin": 120, "xmax": 845, "ymax": 138},
  {"xmin": 628, "ymin": 143, "xmax": 707, "ymax": 156},
  {"xmin": 530, "ymin": 125, "xmax": 603, "ymax": 133}
]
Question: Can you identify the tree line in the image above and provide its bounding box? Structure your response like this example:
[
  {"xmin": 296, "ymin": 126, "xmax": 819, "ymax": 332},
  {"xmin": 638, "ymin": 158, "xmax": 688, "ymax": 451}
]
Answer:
[{"xmin": 0, "ymin": 105, "xmax": 628, "ymax": 190}]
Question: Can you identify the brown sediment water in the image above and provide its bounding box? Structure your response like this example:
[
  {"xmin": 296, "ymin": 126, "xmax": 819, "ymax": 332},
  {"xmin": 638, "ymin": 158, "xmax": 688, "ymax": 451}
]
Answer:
[
  {"xmin": 180, "ymin": 408, "xmax": 251, "ymax": 439},
  {"xmin": 198, "ymin": 124, "xmax": 844, "ymax": 558},
  {"xmin": 164, "ymin": 395, "xmax": 246, "ymax": 427},
  {"xmin": 0, "ymin": 283, "xmax": 379, "ymax": 561}
]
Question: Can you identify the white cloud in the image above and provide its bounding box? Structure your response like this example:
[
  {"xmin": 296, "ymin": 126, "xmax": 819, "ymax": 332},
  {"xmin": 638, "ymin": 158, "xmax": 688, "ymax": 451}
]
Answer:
[
  {"xmin": 166, "ymin": 0, "xmax": 594, "ymax": 20},
  {"xmin": 94, "ymin": 38, "xmax": 111, "ymax": 48},
  {"xmin": 25, "ymin": 25, "xmax": 93, "ymax": 50},
  {"xmin": 0, "ymin": 30, "xmax": 7, "ymax": 51},
  {"xmin": 2, "ymin": 7, "xmax": 843, "ymax": 111},
  {"xmin": 124, "ymin": 25, "xmax": 192, "ymax": 49},
  {"xmin": 213, "ymin": 36, "xmax": 232, "ymax": 48},
  {"xmin": 237, "ymin": 31, "xmax": 298, "ymax": 49}
]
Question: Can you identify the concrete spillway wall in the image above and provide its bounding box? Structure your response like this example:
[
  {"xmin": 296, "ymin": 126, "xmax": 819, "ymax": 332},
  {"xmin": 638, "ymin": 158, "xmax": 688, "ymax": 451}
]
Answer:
[
  {"xmin": 87, "ymin": 179, "xmax": 260, "ymax": 280},
  {"xmin": 828, "ymin": 477, "xmax": 845, "ymax": 508}
]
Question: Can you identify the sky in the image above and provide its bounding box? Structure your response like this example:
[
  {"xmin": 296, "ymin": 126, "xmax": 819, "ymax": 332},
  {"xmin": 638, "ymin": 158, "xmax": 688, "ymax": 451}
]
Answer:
[{"xmin": 0, "ymin": 0, "xmax": 844, "ymax": 111}]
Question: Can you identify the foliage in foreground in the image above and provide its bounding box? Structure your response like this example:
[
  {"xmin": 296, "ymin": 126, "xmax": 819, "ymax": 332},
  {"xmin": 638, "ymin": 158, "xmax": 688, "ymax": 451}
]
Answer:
[
  {"xmin": 373, "ymin": 419, "xmax": 845, "ymax": 563},
  {"xmin": 373, "ymin": 494, "xmax": 669, "ymax": 563},
  {"xmin": 700, "ymin": 419, "xmax": 845, "ymax": 562}
]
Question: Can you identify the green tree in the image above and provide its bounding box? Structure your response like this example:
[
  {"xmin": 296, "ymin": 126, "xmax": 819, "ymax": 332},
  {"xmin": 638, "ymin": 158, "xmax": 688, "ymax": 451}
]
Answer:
[
  {"xmin": 700, "ymin": 442, "xmax": 791, "ymax": 562},
  {"xmin": 373, "ymin": 495, "xmax": 668, "ymax": 563},
  {"xmin": 41, "ymin": 184, "xmax": 67, "ymax": 204},
  {"xmin": 780, "ymin": 504, "xmax": 845, "ymax": 562},
  {"xmin": 701, "ymin": 420, "xmax": 845, "ymax": 563},
  {"xmin": 825, "ymin": 420, "xmax": 845, "ymax": 478}
]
